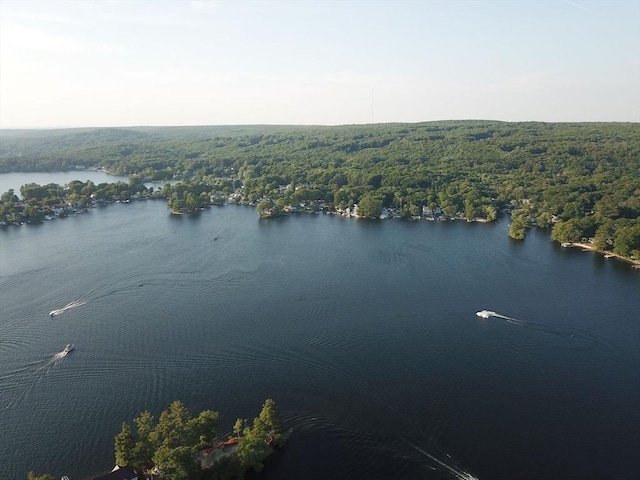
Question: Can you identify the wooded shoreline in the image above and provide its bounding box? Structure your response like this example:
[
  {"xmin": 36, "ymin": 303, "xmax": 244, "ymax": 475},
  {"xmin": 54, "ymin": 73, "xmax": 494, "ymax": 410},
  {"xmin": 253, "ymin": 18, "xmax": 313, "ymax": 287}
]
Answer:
[
  {"xmin": 565, "ymin": 242, "xmax": 640, "ymax": 266},
  {"xmin": 2, "ymin": 121, "xmax": 638, "ymax": 262}
]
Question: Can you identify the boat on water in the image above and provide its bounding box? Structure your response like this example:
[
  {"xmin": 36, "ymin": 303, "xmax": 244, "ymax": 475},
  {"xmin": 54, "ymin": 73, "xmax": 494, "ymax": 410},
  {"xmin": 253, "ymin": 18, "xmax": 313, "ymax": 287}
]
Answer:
[
  {"xmin": 49, "ymin": 310, "xmax": 57, "ymax": 317},
  {"xmin": 476, "ymin": 310, "xmax": 494, "ymax": 319},
  {"xmin": 63, "ymin": 344, "xmax": 74, "ymax": 354}
]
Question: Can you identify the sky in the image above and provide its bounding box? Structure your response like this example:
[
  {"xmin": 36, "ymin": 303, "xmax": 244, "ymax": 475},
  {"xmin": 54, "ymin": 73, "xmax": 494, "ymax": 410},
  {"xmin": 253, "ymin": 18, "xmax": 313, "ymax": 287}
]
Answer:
[{"xmin": 0, "ymin": 0, "xmax": 638, "ymax": 128}]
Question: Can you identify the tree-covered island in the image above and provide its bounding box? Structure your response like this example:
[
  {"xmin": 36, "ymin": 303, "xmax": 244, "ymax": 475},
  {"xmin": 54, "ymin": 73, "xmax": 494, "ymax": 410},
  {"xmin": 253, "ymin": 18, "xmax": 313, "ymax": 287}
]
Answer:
[
  {"xmin": 26, "ymin": 399, "xmax": 286, "ymax": 480},
  {"xmin": 1, "ymin": 121, "xmax": 639, "ymax": 261},
  {"xmin": 114, "ymin": 399, "xmax": 285, "ymax": 480}
]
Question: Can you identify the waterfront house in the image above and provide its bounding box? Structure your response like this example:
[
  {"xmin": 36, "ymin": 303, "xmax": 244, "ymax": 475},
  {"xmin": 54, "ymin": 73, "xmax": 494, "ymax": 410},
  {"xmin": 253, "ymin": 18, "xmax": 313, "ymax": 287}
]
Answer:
[
  {"xmin": 210, "ymin": 192, "xmax": 225, "ymax": 205},
  {"xmin": 50, "ymin": 202, "xmax": 70, "ymax": 216},
  {"xmin": 91, "ymin": 465, "xmax": 137, "ymax": 480}
]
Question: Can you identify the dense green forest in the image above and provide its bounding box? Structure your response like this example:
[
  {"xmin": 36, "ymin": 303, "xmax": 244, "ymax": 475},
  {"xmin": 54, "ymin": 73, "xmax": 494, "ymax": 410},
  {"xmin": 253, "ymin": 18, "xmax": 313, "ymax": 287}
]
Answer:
[{"xmin": 1, "ymin": 121, "xmax": 639, "ymax": 259}]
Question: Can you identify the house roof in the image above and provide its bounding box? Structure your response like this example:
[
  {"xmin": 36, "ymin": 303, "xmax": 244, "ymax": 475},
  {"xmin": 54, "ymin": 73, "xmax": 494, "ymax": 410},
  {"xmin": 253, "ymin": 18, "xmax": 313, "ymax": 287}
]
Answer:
[{"xmin": 91, "ymin": 466, "xmax": 137, "ymax": 480}]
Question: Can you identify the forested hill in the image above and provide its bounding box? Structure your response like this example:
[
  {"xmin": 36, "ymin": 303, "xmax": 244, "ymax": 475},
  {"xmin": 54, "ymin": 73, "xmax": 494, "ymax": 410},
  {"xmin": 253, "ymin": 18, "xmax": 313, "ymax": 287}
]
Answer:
[
  {"xmin": 1, "ymin": 121, "xmax": 639, "ymax": 257},
  {"xmin": 1, "ymin": 122, "xmax": 637, "ymax": 180}
]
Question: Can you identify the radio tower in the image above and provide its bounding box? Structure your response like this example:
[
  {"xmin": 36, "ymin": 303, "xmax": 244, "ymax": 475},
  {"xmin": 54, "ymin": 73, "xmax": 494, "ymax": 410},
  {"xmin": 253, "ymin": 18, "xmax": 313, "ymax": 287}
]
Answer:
[{"xmin": 371, "ymin": 88, "xmax": 374, "ymax": 124}]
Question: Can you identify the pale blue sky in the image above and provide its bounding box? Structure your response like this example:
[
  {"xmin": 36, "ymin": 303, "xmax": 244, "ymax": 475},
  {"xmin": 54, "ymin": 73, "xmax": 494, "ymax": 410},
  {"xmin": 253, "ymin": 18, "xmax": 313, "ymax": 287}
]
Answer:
[{"xmin": 1, "ymin": 0, "xmax": 638, "ymax": 128}]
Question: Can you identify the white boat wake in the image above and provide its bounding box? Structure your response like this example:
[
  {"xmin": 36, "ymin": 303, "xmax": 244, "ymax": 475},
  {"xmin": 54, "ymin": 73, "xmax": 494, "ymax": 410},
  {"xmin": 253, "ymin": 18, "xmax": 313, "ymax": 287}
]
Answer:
[
  {"xmin": 402, "ymin": 438, "xmax": 479, "ymax": 480},
  {"xmin": 49, "ymin": 298, "xmax": 87, "ymax": 317},
  {"xmin": 48, "ymin": 281, "xmax": 140, "ymax": 317},
  {"xmin": 36, "ymin": 348, "xmax": 70, "ymax": 369},
  {"xmin": 2, "ymin": 346, "xmax": 73, "ymax": 411},
  {"xmin": 476, "ymin": 310, "xmax": 524, "ymax": 326},
  {"xmin": 475, "ymin": 310, "xmax": 598, "ymax": 350}
]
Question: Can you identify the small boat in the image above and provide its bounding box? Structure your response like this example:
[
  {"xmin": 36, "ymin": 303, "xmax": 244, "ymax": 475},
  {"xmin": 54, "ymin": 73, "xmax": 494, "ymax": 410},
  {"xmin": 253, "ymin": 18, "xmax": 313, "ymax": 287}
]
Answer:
[
  {"xmin": 49, "ymin": 310, "xmax": 57, "ymax": 317},
  {"xmin": 561, "ymin": 242, "xmax": 572, "ymax": 248},
  {"xmin": 63, "ymin": 344, "xmax": 74, "ymax": 354}
]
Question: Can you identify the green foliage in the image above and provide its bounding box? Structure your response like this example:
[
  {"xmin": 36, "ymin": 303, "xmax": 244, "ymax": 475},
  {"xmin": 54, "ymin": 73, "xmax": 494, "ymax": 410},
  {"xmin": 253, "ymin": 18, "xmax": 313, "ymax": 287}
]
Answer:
[
  {"xmin": 199, "ymin": 400, "xmax": 288, "ymax": 480},
  {"xmin": 110, "ymin": 399, "xmax": 286, "ymax": 480},
  {"xmin": 258, "ymin": 399, "xmax": 283, "ymax": 437},
  {"xmin": 186, "ymin": 409, "xmax": 219, "ymax": 448},
  {"xmin": 113, "ymin": 400, "xmax": 217, "ymax": 475},
  {"xmin": 508, "ymin": 211, "xmax": 528, "ymax": 240},
  {"xmin": 613, "ymin": 222, "xmax": 640, "ymax": 258},
  {"xmin": 133, "ymin": 410, "xmax": 157, "ymax": 469},
  {"xmin": 3, "ymin": 121, "xmax": 639, "ymax": 260},
  {"xmin": 233, "ymin": 418, "xmax": 243, "ymax": 439},
  {"xmin": 357, "ymin": 192, "xmax": 384, "ymax": 218},
  {"xmin": 166, "ymin": 180, "xmax": 213, "ymax": 213},
  {"xmin": 237, "ymin": 431, "xmax": 270, "ymax": 474},
  {"xmin": 234, "ymin": 399, "xmax": 287, "ymax": 475},
  {"xmin": 257, "ymin": 199, "xmax": 281, "ymax": 218},
  {"xmin": 154, "ymin": 400, "xmax": 193, "ymax": 448},
  {"xmin": 483, "ymin": 205, "xmax": 497, "ymax": 222},
  {"xmin": 114, "ymin": 422, "xmax": 136, "ymax": 467},
  {"xmin": 551, "ymin": 219, "xmax": 584, "ymax": 243},
  {"xmin": 593, "ymin": 222, "xmax": 614, "ymax": 251},
  {"xmin": 1, "ymin": 189, "xmax": 18, "ymax": 203},
  {"xmin": 152, "ymin": 444, "xmax": 198, "ymax": 480},
  {"xmin": 535, "ymin": 211, "xmax": 552, "ymax": 229},
  {"xmin": 20, "ymin": 183, "xmax": 63, "ymax": 202}
]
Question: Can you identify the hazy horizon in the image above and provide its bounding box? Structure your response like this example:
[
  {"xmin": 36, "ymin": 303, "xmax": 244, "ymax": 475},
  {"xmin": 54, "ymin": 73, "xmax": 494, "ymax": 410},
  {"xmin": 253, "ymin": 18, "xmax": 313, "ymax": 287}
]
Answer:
[
  {"xmin": 1, "ymin": 0, "xmax": 638, "ymax": 129},
  {"xmin": 2, "ymin": 118, "xmax": 640, "ymax": 133}
]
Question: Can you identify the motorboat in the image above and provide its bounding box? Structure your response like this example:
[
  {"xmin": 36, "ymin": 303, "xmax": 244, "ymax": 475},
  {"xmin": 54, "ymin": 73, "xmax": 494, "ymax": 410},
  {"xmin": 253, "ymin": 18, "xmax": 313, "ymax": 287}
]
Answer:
[
  {"xmin": 476, "ymin": 310, "xmax": 494, "ymax": 319},
  {"xmin": 63, "ymin": 344, "xmax": 74, "ymax": 354}
]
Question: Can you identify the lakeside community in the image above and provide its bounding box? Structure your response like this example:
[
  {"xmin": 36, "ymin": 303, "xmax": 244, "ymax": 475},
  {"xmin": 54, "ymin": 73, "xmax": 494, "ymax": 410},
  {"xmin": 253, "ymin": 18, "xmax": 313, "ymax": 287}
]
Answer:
[
  {"xmin": 2, "ymin": 176, "xmax": 638, "ymax": 267},
  {"xmin": 2, "ymin": 122, "xmax": 638, "ymax": 266}
]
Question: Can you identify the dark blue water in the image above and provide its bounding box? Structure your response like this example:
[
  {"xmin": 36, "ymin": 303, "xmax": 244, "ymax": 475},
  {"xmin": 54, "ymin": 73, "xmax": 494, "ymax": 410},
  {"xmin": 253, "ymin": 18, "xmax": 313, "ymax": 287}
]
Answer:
[{"xmin": 1, "ymin": 201, "xmax": 638, "ymax": 480}]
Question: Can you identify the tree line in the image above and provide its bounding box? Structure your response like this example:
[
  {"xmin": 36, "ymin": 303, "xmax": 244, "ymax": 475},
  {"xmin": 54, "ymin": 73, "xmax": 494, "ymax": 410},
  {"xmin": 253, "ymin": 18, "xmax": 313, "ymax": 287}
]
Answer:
[{"xmin": 1, "ymin": 121, "xmax": 638, "ymax": 259}]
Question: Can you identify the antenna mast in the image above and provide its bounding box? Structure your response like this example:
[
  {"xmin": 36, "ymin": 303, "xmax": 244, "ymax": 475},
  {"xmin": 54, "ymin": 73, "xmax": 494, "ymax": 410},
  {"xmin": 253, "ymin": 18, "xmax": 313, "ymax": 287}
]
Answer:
[{"xmin": 371, "ymin": 88, "xmax": 374, "ymax": 124}]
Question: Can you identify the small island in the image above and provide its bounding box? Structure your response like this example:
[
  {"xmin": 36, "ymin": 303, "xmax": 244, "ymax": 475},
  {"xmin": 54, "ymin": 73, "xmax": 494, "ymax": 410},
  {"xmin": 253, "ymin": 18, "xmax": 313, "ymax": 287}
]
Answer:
[
  {"xmin": 113, "ymin": 399, "xmax": 287, "ymax": 480},
  {"xmin": 29, "ymin": 399, "xmax": 287, "ymax": 480}
]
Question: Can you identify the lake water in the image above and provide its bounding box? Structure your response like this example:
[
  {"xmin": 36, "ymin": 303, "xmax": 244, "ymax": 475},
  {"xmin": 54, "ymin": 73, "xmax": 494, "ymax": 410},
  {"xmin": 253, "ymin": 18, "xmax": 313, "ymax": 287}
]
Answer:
[{"xmin": 1, "ymin": 187, "xmax": 639, "ymax": 479}]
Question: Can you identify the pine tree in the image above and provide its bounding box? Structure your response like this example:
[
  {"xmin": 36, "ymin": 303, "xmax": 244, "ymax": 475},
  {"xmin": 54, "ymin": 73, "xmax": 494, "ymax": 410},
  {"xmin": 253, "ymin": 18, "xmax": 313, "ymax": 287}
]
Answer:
[
  {"xmin": 258, "ymin": 399, "xmax": 282, "ymax": 435},
  {"xmin": 114, "ymin": 422, "xmax": 136, "ymax": 467}
]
